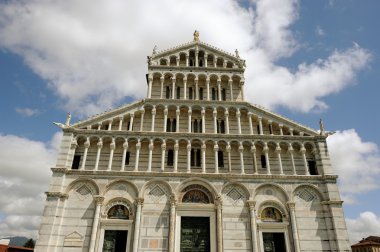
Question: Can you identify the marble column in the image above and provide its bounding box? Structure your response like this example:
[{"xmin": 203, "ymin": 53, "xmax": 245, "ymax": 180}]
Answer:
[
  {"xmin": 301, "ymin": 145, "xmax": 310, "ymax": 175},
  {"xmin": 201, "ymin": 141, "xmax": 206, "ymax": 173},
  {"xmin": 174, "ymin": 140, "xmax": 179, "ymax": 172},
  {"xmin": 129, "ymin": 114, "xmax": 134, "ymax": 131},
  {"xmin": 118, "ymin": 116, "xmax": 123, "ymax": 131},
  {"xmin": 224, "ymin": 110, "xmax": 230, "ymax": 134},
  {"xmin": 151, "ymin": 106, "xmax": 156, "ymax": 132},
  {"xmin": 213, "ymin": 108, "xmax": 217, "ymax": 133},
  {"xmin": 134, "ymin": 140, "xmax": 141, "ymax": 171},
  {"xmin": 264, "ymin": 143, "xmax": 271, "ymax": 175},
  {"xmin": 107, "ymin": 138, "xmax": 115, "ymax": 171},
  {"xmin": 236, "ymin": 108, "xmax": 241, "ymax": 134},
  {"xmin": 215, "ymin": 197, "xmax": 223, "ymax": 252},
  {"xmin": 226, "ymin": 143, "xmax": 232, "ymax": 173},
  {"xmin": 239, "ymin": 143, "xmax": 245, "ymax": 174},
  {"xmin": 206, "ymin": 78, "xmax": 210, "ymax": 101},
  {"xmin": 121, "ymin": 139, "xmax": 128, "ymax": 171},
  {"xmin": 132, "ymin": 198, "xmax": 144, "ymax": 252},
  {"xmin": 240, "ymin": 81, "xmax": 245, "ymax": 100},
  {"xmin": 80, "ymin": 138, "xmax": 90, "ymax": 170},
  {"xmin": 171, "ymin": 78, "xmax": 176, "ymax": 99},
  {"xmin": 160, "ymin": 76, "xmax": 164, "ymax": 99},
  {"xmin": 279, "ymin": 124, "xmax": 284, "ymax": 136},
  {"xmin": 288, "ymin": 144, "xmax": 296, "ymax": 175},
  {"xmin": 287, "ymin": 202, "xmax": 300, "ymax": 252},
  {"xmin": 251, "ymin": 144, "xmax": 258, "ymax": 174},
  {"xmin": 183, "ymin": 78, "xmax": 187, "ymax": 100},
  {"xmin": 248, "ymin": 112, "xmax": 253, "ymax": 135},
  {"xmin": 201, "ymin": 107, "xmax": 206, "ymax": 133},
  {"xmin": 195, "ymin": 78, "xmax": 199, "ymax": 100},
  {"xmin": 148, "ymin": 139, "xmax": 153, "ymax": 172},
  {"xmin": 258, "ymin": 116, "xmax": 263, "ymax": 135},
  {"xmin": 140, "ymin": 109, "xmax": 145, "ymax": 131},
  {"xmin": 107, "ymin": 120, "xmax": 112, "ymax": 131},
  {"xmin": 204, "ymin": 53, "xmax": 208, "ymax": 67},
  {"xmin": 229, "ymin": 79, "xmax": 233, "ymax": 101},
  {"xmin": 161, "ymin": 141, "xmax": 166, "ymax": 172},
  {"xmin": 176, "ymin": 107, "xmax": 180, "ymax": 132},
  {"xmin": 247, "ymin": 200, "xmax": 258, "ymax": 252},
  {"xmin": 163, "ymin": 106, "xmax": 168, "ymax": 132},
  {"xmin": 276, "ymin": 143, "xmax": 284, "ymax": 175},
  {"xmin": 188, "ymin": 109, "xmax": 192, "ymax": 133},
  {"xmin": 89, "ymin": 196, "xmax": 104, "ymax": 252},
  {"xmin": 187, "ymin": 141, "xmax": 191, "ymax": 173},
  {"xmin": 214, "ymin": 142, "xmax": 219, "ymax": 174},
  {"xmin": 168, "ymin": 195, "xmax": 177, "ymax": 252},
  {"xmin": 217, "ymin": 80, "xmax": 221, "ymax": 101},
  {"xmin": 148, "ymin": 75, "xmax": 153, "ymax": 98},
  {"xmin": 94, "ymin": 139, "xmax": 103, "ymax": 171}
]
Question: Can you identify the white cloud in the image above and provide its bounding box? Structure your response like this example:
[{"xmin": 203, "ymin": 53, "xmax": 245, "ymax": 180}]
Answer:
[
  {"xmin": 15, "ymin": 107, "xmax": 40, "ymax": 117},
  {"xmin": 346, "ymin": 212, "xmax": 380, "ymax": 243},
  {"xmin": 315, "ymin": 25, "xmax": 326, "ymax": 36},
  {"xmin": 327, "ymin": 129, "xmax": 380, "ymax": 204},
  {"xmin": 0, "ymin": 0, "xmax": 371, "ymax": 117},
  {"xmin": 0, "ymin": 132, "xmax": 61, "ymax": 238}
]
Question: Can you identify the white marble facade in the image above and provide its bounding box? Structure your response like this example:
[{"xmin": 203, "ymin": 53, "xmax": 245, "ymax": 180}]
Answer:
[{"xmin": 35, "ymin": 33, "xmax": 351, "ymax": 252}]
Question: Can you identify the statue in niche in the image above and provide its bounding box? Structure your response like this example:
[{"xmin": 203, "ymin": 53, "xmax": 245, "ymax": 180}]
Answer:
[
  {"xmin": 261, "ymin": 207, "xmax": 282, "ymax": 222},
  {"xmin": 182, "ymin": 190, "xmax": 210, "ymax": 203}
]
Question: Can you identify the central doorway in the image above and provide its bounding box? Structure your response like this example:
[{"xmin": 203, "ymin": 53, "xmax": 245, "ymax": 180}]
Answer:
[
  {"xmin": 102, "ymin": 230, "xmax": 128, "ymax": 252},
  {"xmin": 180, "ymin": 217, "xmax": 210, "ymax": 252},
  {"xmin": 262, "ymin": 232, "xmax": 286, "ymax": 252}
]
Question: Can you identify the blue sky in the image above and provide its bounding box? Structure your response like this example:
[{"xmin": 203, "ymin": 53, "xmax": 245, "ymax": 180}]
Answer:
[{"xmin": 0, "ymin": 0, "xmax": 379, "ymax": 242}]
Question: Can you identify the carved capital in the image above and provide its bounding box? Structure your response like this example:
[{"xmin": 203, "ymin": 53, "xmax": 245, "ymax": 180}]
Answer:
[
  {"xmin": 94, "ymin": 196, "xmax": 105, "ymax": 205},
  {"xmin": 246, "ymin": 200, "xmax": 256, "ymax": 210},
  {"xmin": 286, "ymin": 201, "xmax": 296, "ymax": 210},
  {"xmin": 135, "ymin": 198, "xmax": 144, "ymax": 206}
]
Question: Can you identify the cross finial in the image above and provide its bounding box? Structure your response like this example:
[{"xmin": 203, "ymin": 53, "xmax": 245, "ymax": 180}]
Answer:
[
  {"xmin": 319, "ymin": 118, "xmax": 325, "ymax": 135},
  {"xmin": 65, "ymin": 112, "xmax": 71, "ymax": 126}
]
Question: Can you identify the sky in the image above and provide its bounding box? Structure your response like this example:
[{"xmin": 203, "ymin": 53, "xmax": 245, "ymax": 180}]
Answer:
[{"xmin": 0, "ymin": 0, "xmax": 379, "ymax": 244}]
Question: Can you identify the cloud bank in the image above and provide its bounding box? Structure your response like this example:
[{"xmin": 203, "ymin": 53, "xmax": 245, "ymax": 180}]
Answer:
[
  {"xmin": 0, "ymin": 133, "xmax": 61, "ymax": 238},
  {"xmin": 346, "ymin": 212, "xmax": 380, "ymax": 243},
  {"xmin": 0, "ymin": 0, "xmax": 371, "ymax": 116}
]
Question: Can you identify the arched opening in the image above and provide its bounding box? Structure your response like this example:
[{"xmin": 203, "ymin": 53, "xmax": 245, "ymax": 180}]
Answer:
[
  {"xmin": 107, "ymin": 205, "xmax": 130, "ymax": 220},
  {"xmin": 160, "ymin": 58, "xmax": 168, "ymax": 66}
]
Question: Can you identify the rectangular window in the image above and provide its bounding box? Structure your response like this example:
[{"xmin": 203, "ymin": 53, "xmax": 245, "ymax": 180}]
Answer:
[
  {"xmin": 269, "ymin": 124, "xmax": 272, "ymax": 134},
  {"xmin": 257, "ymin": 125, "xmax": 261, "ymax": 134},
  {"xmin": 220, "ymin": 120, "xmax": 225, "ymax": 134},
  {"xmin": 166, "ymin": 86, "xmax": 170, "ymax": 99},
  {"xmin": 261, "ymin": 155, "xmax": 267, "ymax": 168},
  {"xmin": 172, "ymin": 119, "xmax": 177, "ymax": 132},
  {"xmin": 72, "ymin": 155, "xmax": 81, "ymax": 169},
  {"xmin": 221, "ymin": 88, "xmax": 226, "ymax": 101},
  {"xmin": 308, "ymin": 160, "xmax": 318, "ymax": 175},
  {"xmin": 176, "ymin": 87, "xmax": 181, "ymax": 99},
  {"xmin": 125, "ymin": 152, "xmax": 130, "ymax": 165},
  {"xmin": 196, "ymin": 149, "xmax": 201, "ymax": 167},
  {"xmin": 212, "ymin": 88, "xmax": 216, "ymax": 100},
  {"xmin": 189, "ymin": 87, "xmax": 193, "ymax": 100},
  {"xmin": 199, "ymin": 88, "xmax": 203, "ymax": 100},
  {"xmin": 166, "ymin": 118, "xmax": 171, "ymax": 132},
  {"xmin": 218, "ymin": 151, "xmax": 224, "ymax": 168},
  {"xmin": 167, "ymin": 149, "xmax": 174, "ymax": 166}
]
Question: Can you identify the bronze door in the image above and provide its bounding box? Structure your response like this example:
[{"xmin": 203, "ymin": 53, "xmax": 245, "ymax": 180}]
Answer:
[{"xmin": 180, "ymin": 217, "xmax": 210, "ymax": 252}]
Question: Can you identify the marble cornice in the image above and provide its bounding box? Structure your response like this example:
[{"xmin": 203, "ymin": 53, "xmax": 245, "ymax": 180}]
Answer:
[
  {"xmin": 69, "ymin": 128, "xmax": 316, "ymax": 142},
  {"xmin": 61, "ymin": 169, "xmax": 337, "ymax": 182},
  {"xmin": 148, "ymin": 65, "xmax": 244, "ymax": 73}
]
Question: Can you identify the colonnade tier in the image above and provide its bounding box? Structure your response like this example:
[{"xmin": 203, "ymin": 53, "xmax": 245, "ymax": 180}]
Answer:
[
  {"xmin": 80, "ymin": 102, "xmax": 314, "ymax": 137},
  {"xmin": 151, "ymin": 47, "xmax": 243, "ymax": 69},
  {"xmin": 70, "ymin": 134, "xmax": 319, "ymax": 176},
  {"xmin": 147, "ymin": 71, "xmax": 245, "ymax": 101}
]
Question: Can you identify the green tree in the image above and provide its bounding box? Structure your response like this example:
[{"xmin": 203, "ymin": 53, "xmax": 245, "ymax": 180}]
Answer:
[{"xmin": 23, "ymin": 238, "xmax": 35, "ymax": 248}]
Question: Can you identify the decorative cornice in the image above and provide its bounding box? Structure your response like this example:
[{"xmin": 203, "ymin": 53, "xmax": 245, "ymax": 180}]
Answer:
[
  {"xmin": 321, "ymin": 200, "xmax": 344, "ymax": 206},
  {"xmin": 45, "ymin": 191, "xmax": 68, "ymax": 199},
  {"xmin": 51, "ymin": 167, "xmax": 68, "ymax": 173}
]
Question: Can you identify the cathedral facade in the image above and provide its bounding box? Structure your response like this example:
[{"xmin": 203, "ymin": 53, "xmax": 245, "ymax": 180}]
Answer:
[{"xmin": 35, "ymin": 33, "xmax": 351, "ymax": 252}]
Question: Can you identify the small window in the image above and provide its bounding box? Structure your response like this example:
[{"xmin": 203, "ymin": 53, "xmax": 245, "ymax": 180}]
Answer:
[
  {"xmin": 176, "ymin": 87, "xmax": 181, "ymax": 99},
  {"xmin": 220, "ymin": 120, "xmax": 225, "ymax": 134},
  {"xmin": 308, "ymin": 160, "xmax": 318, "ymax": 175},
  {"xmin": 172, "ymin": 119, "xmax": 177, "ymax": 132},
  {"xmin": 221, "ymin": 88, "xmax": 226, "ymax": 101},
  {"xmin": 218, "ymin": 151, "xmax": 224, "ymax": 168},
  {"xmin": 212, "ymin": 88, "xmax": 216, "ymax": 100},
  {"xmin": 189, "ymin": 59, "xmax": 194, "ymax": 66},
  {"xmin": 72, "ymin": 155, "xmax": 81, "ymax": 169},
  {"xmin": 166, "ymin": 86, "xmax": 171, "ymax": 99},
  {"xmin": 166, "ymin": 118, "xmax": 171, "ymax": 132},
  {"xmin": 199, "ymin": 59, "xmax": 203, "ymax": 67},
  {"xmin": 269, "ymin": 124, "xmax": 273, "ymax": 134},
  {"xmin": 167, "ymin": 149, "xmax": 174, "ymax": 166},
  {"xmin": 189, "ymin": 87, "xmax": 193, "ymax": 100},
  {"xmin": 261, "ymin": 155, "xmax": 267, "ymax": 168},
  {"xmin": 191, "ymin": 149, "xmax": 201, "ymax": 167},
  {"xmin": 257, "ymin": 125, "xmax": 261, "ymax": 134},
  {"xmin": 193, "ymin": 119, "xmax": 198, "ymax": 133},
  {"xmin": 125, "ymin": 152, "xmax": 130, "ymax": 165},
  {"xmin": 199, "ymin": 88, "xmax": 203, "ymax": 100}
]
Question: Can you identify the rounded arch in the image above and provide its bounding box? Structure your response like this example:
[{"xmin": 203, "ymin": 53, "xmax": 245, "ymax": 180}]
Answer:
[
  {"xmin": 292, "ymin": 184, "xmax": 324, "ymax": 202},
  {"xmin": 105, "ymin": 179, "xmax": 139, "ymax": 197},
  {"xmin": 254, "ymin": 183, "xmax": 289, "ymax": 202},
  {"xmin": 176, "ymin": 178, "xmax": 218, "ymax": 201},
  {"xmin": 102, "ymin": 197, "xmax": 134, "ymax": 218},
  {"xmin": 65, "ymin": 178, "xmax": 100, "ymax": 195},
  {"xmin": 257, "ymin": 200, "xmax": 288, "ymax": 221},
  {"xmin": 139, "ymin": 178, "xmax": 173, "ymax": 198},
  {"xmin": 222, "ymin": 181, "xmax": 250, "ymax": 202}
]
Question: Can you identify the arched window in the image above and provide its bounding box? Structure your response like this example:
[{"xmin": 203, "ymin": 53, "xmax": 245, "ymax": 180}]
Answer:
[
  {"xmin": 191, "ymin": 149, "xmax": 201, "ymax": 167},
  {"xmin": 189, "ymin": 87, "xmax": 193, "ymax": 99},
  {"xmin": 125, "ymin": 152, "xmax": 130, "ymax": 165},
  {"xmin": 181, "ymin": 184, "xmax": 213, "ymax": 204},
  {"xmin": 166, "ymin": 86, "xmax": 171, "ymax": 99},
  {"xmin": 212, "ymin": 88, "xmax": 216, "ymax": 100},
  {"xmin": 160, "ymin": 59, "xmax": 167, "ymax": 66},
  {"xmin": 176, "ymin": 86, "xmax": 181, "ymax": 99},
  {"xmin": 199, "ymin": 87, "xmax": 204, "ymax": 100},
  {"xmin": 221, "ymin": 88, "xmax": 226, "ymax": 101},
  {"xmin": 107, "ymin": 205, "xmax": 129, "ymax": 220},
  {"xmin": 218, "ymin": 151, "xmax": 224, "ymax": 168},
  {"xmin": 226, "ymin": 61, "xmax": 233, "ymax": 68}
]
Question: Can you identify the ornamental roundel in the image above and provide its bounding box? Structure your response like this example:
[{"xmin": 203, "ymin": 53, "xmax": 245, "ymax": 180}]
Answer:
[{"xmin": 181, "ymin": 184, "xmax": 213, "ymax": 204}]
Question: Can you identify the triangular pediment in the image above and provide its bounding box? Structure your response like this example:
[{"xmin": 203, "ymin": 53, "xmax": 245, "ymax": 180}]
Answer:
[{"xmin": 148, "ymin": 40, "xmax": 246, "ymax": 69}]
